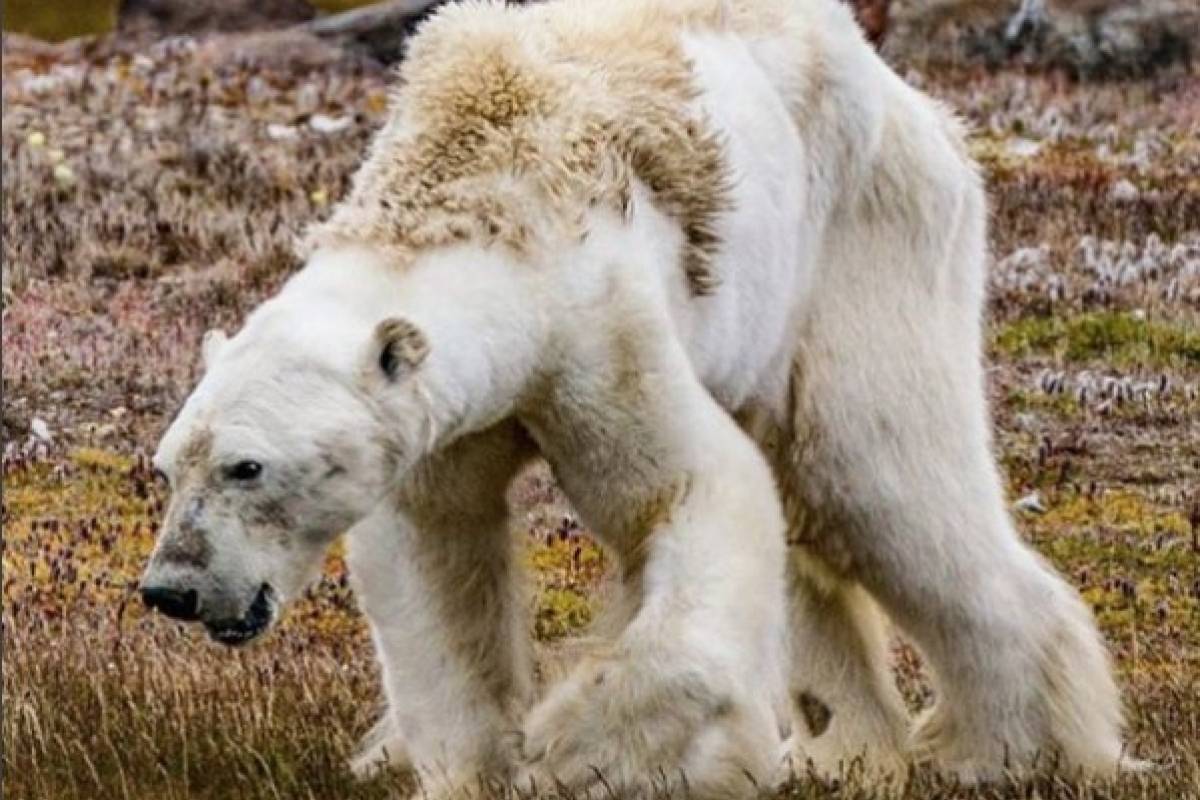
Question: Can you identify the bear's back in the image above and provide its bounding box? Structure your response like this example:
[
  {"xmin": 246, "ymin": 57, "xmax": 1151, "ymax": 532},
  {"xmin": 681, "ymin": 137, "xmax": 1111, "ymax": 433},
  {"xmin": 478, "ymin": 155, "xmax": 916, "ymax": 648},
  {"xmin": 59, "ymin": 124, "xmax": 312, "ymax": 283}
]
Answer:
[{"xmin": 304, "ymin": 0, "xmax": 803, "ymax": 294}]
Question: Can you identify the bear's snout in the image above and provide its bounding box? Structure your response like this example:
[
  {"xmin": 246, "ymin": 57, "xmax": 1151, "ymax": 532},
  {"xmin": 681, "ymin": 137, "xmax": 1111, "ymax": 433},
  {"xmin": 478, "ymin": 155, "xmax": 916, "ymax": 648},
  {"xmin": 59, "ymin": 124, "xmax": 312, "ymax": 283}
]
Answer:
[{"xmin": 141, "ymin": 585, "xmax": 200, "ymax": 621}]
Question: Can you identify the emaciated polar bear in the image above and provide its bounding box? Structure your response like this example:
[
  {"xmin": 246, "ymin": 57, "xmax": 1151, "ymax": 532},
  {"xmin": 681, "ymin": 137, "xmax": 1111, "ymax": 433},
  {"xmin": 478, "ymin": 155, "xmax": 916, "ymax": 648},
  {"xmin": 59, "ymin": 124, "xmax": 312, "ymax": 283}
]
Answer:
[{"xmin": 140, "ymin": 0, "xmax": 1129, "ymax": 795}]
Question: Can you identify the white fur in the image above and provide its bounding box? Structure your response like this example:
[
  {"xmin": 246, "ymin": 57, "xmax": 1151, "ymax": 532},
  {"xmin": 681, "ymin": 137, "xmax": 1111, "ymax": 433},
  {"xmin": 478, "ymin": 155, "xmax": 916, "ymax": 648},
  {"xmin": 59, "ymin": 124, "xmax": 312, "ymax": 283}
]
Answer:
[{"xmin": 148, "ymin": 0, "xmax": 1129, "ymax": 796}]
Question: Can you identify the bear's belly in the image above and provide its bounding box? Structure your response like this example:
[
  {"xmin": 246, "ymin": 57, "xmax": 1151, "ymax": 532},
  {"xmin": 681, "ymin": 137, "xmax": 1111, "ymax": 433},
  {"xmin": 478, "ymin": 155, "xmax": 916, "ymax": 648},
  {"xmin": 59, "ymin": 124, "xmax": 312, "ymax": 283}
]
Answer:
[{"xmin": 673, "ymin": 31, "xmax": 811, "ymax": 411}]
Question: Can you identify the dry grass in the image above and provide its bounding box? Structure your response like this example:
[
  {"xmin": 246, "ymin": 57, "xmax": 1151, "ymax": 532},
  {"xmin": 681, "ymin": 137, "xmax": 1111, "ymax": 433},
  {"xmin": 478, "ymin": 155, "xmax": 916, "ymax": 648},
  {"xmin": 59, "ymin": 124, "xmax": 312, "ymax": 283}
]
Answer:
[{"xmin": 2, "ymin": 27, "xmax": 1199, "ymax": 800}]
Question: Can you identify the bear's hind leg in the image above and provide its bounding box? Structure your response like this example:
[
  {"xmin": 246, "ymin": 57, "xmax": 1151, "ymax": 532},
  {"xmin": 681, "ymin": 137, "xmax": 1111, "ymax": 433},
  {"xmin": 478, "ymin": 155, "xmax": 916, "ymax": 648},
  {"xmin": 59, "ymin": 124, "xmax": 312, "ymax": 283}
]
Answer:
[
  {"xmin": 774, "ymin": 118, "xmax": 1127, "ymax": 777},
  {"xmin": 782, "ymin": 299, "xmax": 1126, "ymax": 779},
  {"xmin": 745, "ymin": 407, "xmax": 911, "ymax": 778},
  {"xmin": 787, "ymin": 350, "xmax": 1126, "ymax": 778},
  {"xmin": 783, "ymin": 560, "xmax": 909, "ymax": 780}
]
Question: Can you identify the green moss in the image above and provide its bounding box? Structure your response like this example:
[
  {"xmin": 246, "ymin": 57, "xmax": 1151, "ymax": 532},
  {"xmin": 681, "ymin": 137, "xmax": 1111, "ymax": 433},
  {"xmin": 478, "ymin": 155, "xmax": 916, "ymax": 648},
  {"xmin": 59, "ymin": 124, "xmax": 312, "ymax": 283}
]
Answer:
[
  {"xmin": 993, "ymin": 312, "xmax": 1200, "ymax": 368},
  {"xmin": 526, "ymin": 534, "xmax": 605, "ymax": 641},
  {"xmin": 534, "ymin": 587, "xmax": 593, "ymax": 641},
  {"xmin": 1021, "ymin": 489, "xmax": 1200, "ymax": 658}
]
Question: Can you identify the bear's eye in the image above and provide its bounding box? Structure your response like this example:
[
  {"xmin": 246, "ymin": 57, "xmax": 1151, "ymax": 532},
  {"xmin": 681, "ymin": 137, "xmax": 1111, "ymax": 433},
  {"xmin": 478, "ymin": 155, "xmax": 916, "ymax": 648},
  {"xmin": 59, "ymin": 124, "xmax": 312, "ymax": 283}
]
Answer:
[
  {"xmin": 153, "ymin": 468, "xmax": 170, "ymax": 488},
  {"xmin": 225, "ymin": 460, "xmax": 264, "ymax": 483}
]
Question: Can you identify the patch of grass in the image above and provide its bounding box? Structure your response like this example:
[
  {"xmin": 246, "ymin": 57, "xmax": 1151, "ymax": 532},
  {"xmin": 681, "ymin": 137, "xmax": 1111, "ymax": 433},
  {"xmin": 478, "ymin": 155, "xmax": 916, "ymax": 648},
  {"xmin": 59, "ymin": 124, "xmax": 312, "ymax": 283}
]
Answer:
[
  {"xmin": 993, "ymin": 312, "xmax": 1200, "ymax": 368},
  {"xmin": 3, "ymin": 618, "xmax": 404, "ymax": 800},
  {"xmin": 1003, "ymin": 387, "xmax": 1084, "ymax": 418}
]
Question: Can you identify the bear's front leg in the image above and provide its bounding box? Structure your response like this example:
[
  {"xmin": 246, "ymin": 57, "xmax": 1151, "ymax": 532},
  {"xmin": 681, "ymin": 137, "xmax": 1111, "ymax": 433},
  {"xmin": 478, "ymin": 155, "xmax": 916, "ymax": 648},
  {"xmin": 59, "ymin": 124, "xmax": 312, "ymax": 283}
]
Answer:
[
  {"xmin": 517, "ymin": 352, "xmax": 791, "ymax": 798},
  {"xmin": 519, "ymin": 628, "xmax": 784, "ymax": 798},
  {"xmin": 347, "ymin": 422, "xmax": 536, "ymax": 795}
]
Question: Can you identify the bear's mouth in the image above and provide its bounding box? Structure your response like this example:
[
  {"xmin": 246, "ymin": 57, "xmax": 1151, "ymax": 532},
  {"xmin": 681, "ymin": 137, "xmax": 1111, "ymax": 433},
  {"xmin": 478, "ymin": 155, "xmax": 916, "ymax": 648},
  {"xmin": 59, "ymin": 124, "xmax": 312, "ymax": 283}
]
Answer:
[{"xmin": 205, "ymin": 584, "xmax": 276, "ymax": 647}]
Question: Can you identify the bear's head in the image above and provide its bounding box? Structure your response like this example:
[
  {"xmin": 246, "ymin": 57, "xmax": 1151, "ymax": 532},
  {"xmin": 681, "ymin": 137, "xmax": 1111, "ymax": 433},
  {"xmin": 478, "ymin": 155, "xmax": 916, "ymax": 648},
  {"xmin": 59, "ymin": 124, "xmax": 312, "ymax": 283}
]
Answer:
[{"xmin": 140, "ymin": 298, "xmax": 430, "ymax": 646}]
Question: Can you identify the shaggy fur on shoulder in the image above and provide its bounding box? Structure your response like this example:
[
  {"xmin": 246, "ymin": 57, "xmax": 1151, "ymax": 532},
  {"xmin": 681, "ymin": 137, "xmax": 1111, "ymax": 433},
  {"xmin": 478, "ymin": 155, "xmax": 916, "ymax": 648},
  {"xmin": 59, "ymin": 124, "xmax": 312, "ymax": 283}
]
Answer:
[{"xmin": 306, "ymin": 0, "xmax": 751, "ymax": 294}]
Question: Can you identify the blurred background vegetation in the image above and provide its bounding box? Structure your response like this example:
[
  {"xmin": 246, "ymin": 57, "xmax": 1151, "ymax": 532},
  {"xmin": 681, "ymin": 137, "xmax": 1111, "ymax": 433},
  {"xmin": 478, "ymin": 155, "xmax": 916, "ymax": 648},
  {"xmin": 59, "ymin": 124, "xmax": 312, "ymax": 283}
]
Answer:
[
  {"xmin": 1, "ymin": 0, "xmax": 377, "ymax": 41},
  {"xmin": 2, "ymin": 0, "xmax": 120, "ymax": 40}
]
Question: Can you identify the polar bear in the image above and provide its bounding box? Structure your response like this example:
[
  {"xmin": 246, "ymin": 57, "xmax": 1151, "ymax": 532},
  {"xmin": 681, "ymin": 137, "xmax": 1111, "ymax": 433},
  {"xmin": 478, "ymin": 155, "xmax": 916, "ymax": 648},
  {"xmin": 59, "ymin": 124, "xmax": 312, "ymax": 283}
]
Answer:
[{"xmin": 140, "ymin": 0, "xmax": 1128, "ymax": 795}]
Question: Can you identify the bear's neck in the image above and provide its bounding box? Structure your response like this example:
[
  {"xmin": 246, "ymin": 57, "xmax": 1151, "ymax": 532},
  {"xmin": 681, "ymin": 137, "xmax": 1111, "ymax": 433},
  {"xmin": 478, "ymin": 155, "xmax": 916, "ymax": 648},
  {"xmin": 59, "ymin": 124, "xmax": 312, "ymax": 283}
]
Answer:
[{"xmin": 299, "ymin": 244, "xmax": 551, "ymax": 454}]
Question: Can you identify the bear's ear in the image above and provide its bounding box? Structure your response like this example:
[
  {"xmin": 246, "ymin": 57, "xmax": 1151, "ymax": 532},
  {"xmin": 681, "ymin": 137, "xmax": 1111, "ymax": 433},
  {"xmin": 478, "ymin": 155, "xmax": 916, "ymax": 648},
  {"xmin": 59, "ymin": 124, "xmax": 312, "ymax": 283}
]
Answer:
[
  {"xmin": 201, "ymin": 329, "xmax": 228, "ymax": 370},
  {"xmin": 374, "ymin": 317, "xmax": 429, "ymax": 381}
]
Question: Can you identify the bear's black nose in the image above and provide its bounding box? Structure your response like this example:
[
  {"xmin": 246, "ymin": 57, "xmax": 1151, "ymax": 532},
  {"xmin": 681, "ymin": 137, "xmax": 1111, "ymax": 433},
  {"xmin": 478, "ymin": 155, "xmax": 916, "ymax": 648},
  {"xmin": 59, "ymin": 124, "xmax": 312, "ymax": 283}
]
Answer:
[{"xmin": 141, "ymin": 585, "xmax": 200, "ymax": 621}]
